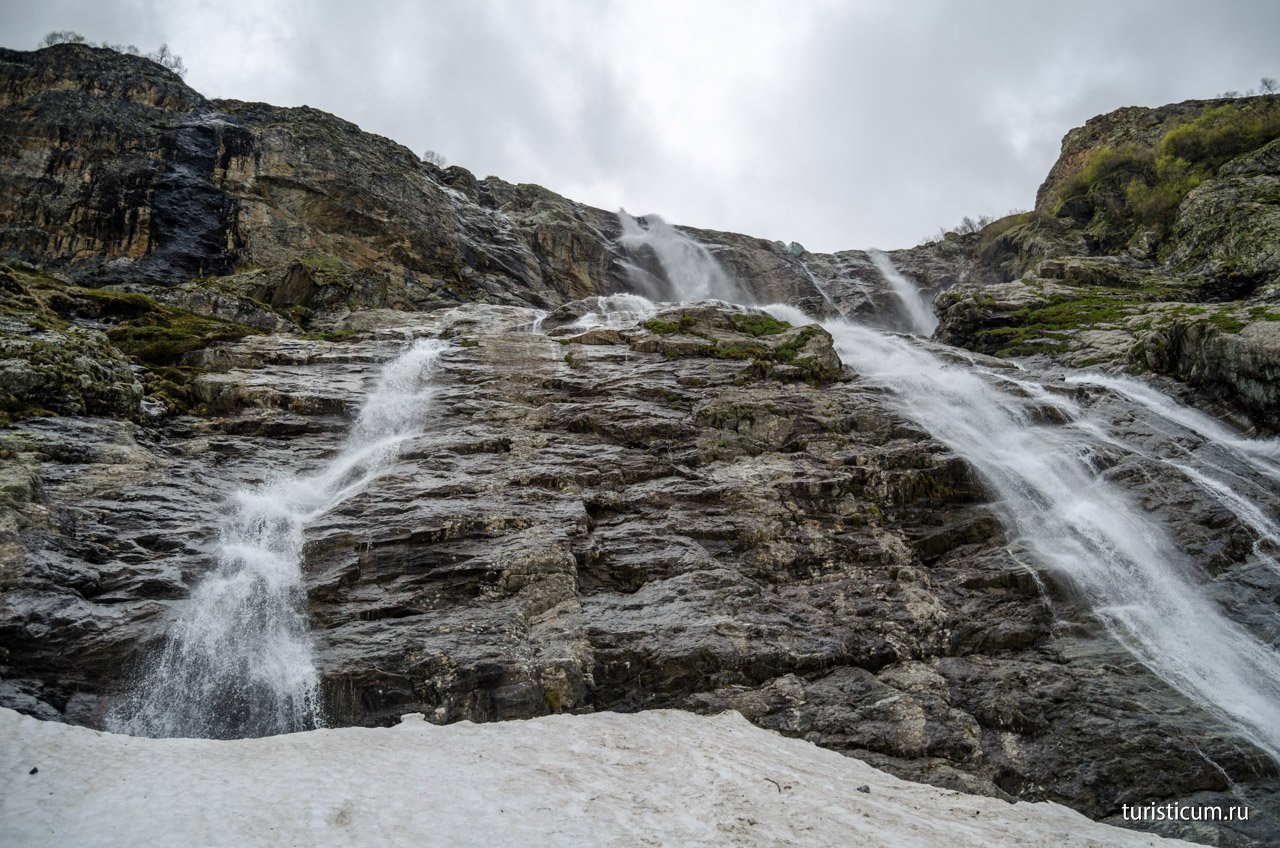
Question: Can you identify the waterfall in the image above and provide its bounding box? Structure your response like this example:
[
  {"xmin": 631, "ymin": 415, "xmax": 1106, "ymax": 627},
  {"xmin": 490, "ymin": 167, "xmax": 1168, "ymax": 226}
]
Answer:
[
  {"xmin": 1064, "ymin": 372, "xmax": 1280, "ymax": 476},
  {"xmin": 812, "ymin": 324, "xmax": 1280, "ymax": 760},
  {"xmin": 617, "ymin": 211, "xmax": 741, "ymax": 303},
  {"xmin": 799, "ymin": 258, "xmax": 845, "ymax": 317},
  {"xmin": 112, "ymin": 339, "xmax": 449, "ymax": 739},
  {"xmin": 614, "ymin": 211, "xmax": 1280, "ymax": 761},
  {"xmin": 867, "ymin": 248, "xmax": 938, "ymax": 336}
]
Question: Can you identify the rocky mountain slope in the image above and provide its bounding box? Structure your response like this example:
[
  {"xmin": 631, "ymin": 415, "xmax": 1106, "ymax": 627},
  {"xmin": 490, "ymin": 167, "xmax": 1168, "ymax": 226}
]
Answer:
[
  {"xmin": 933, "ymin": 96, "xmax": 1280, "ymax": 431},
  {"xmin": 2, "ymin": 43, "xmax": 1279, "ymax": 848}
]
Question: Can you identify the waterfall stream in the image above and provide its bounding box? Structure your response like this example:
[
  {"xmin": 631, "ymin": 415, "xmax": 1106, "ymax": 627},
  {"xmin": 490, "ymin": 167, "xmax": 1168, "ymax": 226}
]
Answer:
[
  {"xmin": 614, "ymin": 213, "xmax": 1280, "ymax": 761},
  {"xmin": 112, "ymin": 339, "xmax": 448, "ymax": 739},
  {"xmin": 867, "ymin": 248, "xmax": 939, "ymax": 336}
]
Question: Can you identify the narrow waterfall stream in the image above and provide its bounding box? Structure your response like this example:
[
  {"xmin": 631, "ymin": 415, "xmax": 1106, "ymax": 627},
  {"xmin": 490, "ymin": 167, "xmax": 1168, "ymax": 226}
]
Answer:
[
  {"xmin": 615, "ymin": 213, "xmax": 1280, "ymax": 761},
  {"xmin": 866, "ymin": 248, "xmax": 939, "ymax": 336},
  {"xmin": 112, "ymin": 339, "xmax": 448, "ymax": 739}
]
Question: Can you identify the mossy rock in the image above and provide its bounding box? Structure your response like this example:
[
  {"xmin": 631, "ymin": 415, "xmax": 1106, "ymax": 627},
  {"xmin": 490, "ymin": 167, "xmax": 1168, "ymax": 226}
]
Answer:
[
  {"xmin": 0, "ymin": 327, "xmax": 143, "ymax": 424},
  {"xmin": 632, "ymin": 306, "xmax": 840, "ymax": 384},
  {"xmin": 0, "ymin": 263, "xmax": 263, "ymax": 418}
]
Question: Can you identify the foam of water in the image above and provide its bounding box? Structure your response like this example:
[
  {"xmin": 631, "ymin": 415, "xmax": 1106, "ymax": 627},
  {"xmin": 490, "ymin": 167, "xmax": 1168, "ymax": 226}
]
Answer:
[
  {"xmin": 564, "ymin": 294, "xmax": 660, "ymax": 330},
  {"xmin": 867, "ymin": 248, "xmax": 938, "ymax": 336},
  {"xmin": 112, "ymin": 339, "xmax": 449, "ymax": 739}
]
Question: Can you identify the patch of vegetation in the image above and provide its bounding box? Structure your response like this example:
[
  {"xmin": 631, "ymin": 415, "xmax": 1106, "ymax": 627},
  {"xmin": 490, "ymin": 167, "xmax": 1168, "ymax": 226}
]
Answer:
[
  {"xmin": 708, "ymin": 343, "xmax": 766, "ymax": 361},
  {"xmin": 773, "ymin": 326, "xmax": 819, "ymax": 362},
  {"xmin": 1200, "ymin": 311, "xmax": 1246, "ymax": 334},
  {"xmin": 643, "ymin": 314, "xmax": 699, "ymax": 335},
  {"xmin": 0, "ymin": 264, "xmax": 262, "ymax": 415},
  {"xmin": 298, "ymin": 253, "xmax": 350, "ymax": 275},
  {"xmin": 103, "ymin": 301, "xmax": 259, "ymax": 411},
  {"xmin": 972, "ymin": 294, "xmax": 1134, "ymax": 357},
  {"xmin": 105, "ymin": 309, "xmax": 256, "ymax": 367},
  {"xmin": 38, "ymin": 30, "xmax": 187, "ymax": 77},
  {"xmin": 728, "ymin": 313, "xmax": 790, "ymax": 337},
  {"xmin": 1053, "ymin": 99, "xmax": 1280, "ymax": 252},
  {"xmin": 972, "ymin": 211, "xmax": 1068, "ymax": 280}
]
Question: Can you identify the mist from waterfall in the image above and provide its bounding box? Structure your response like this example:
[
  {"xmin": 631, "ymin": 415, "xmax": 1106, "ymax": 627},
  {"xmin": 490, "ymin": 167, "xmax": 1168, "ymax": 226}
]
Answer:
[
  {"xmin": 614, "ymin": 211, "xmax": 1280, "ymax": 762},
  {"xmin": 111, "ymin": 339, "xmax": 448, "ymax": 739}
]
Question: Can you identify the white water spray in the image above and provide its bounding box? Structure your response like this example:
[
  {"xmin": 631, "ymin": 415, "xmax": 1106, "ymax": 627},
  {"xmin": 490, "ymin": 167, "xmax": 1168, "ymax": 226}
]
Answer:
[
  {"xmin": 113, "ymin": 339, "xmax": 449, "ymax": 738},
  {"xmin": 867, "ymin": 248, "xmax": 938, "ymax": 336},
  {"xmin": 563, "ymin": 294, "xmax": 660, "ymax": 330}
]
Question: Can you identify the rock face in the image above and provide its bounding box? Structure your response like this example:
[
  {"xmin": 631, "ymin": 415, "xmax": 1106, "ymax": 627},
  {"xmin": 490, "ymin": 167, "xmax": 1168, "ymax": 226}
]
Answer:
[
  {"xmin": 1032, "ymin": 98, "xmax": 1230, "ymax": 212},
  {"xmin": 2, "ymin": 43, "xmax": 1280, "ymax": 848},
  {"xmin": 0, "ymin": 44, "xmax": 832, "ymax": 314},
  {"xmin": 4, "ymin": 304, "xmax": 1279, "ymax": 847},
  {"xmin": 933, "ymin": 97, "xmax": 1280, "ymax": 431}
]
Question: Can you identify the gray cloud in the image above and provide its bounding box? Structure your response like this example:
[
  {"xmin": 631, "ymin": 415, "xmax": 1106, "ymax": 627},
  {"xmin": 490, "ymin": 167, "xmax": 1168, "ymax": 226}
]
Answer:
[{"xmin": 4, "ymin": 0, "xmax": 1278, "ymax": 251}]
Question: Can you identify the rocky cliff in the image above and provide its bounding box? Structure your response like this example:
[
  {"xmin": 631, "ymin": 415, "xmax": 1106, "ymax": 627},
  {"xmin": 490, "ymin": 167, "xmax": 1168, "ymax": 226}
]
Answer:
[
  {"xmin": 933, "ymin": 96, "xmax": 1280, "ymax": 431},
  {"xmin": 2, "ymin": 43, "xmax": 1279, "ymax": 848}
]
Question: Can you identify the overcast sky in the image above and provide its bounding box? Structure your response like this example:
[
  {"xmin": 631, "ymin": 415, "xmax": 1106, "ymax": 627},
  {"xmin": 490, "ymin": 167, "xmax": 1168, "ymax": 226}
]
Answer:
[{"xmin": 4, "ymin": 0, "xmax": 1278, "ymax": 251}]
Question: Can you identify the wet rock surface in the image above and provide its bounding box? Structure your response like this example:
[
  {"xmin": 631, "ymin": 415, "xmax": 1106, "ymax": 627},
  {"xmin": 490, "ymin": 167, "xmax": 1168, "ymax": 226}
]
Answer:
[{"xmin": 2, "ymin": 303, "xmax": 1277, "ymax": 846}]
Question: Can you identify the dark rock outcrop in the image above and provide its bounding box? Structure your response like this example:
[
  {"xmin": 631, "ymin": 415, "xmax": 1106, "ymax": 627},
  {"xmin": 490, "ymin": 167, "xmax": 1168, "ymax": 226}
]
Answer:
[
  {"xmin": 0, "ymin": 44, "xmax": 833, "ymax": 314},
  {"xmin": 933, "ymin": 97, "xmax": 1280, "ymax": 430}
]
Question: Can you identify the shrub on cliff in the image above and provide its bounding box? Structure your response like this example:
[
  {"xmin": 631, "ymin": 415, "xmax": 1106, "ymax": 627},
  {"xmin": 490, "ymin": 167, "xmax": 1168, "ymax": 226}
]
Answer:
[
  {"xmin": 1054, "ymin": 98, "xmax": 1280, "ymax": 252},
  {"xmin": 1160, "ymin": 102, "xmax": 1280, "ymax": 169},
  {"xmin": 37, "ymin": 30, "xmax": 187, "ymax": 77}
]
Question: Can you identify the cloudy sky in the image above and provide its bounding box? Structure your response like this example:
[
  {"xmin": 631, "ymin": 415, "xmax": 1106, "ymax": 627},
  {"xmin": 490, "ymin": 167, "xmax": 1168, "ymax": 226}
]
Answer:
[{"xmin": 4, "ymin": 0, "xmax": 1277, "ymax": 251}]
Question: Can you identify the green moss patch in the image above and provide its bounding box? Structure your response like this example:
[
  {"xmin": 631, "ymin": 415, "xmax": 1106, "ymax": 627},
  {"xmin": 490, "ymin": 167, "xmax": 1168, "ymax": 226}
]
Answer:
[
  {"xmin": 971, "ymin": 294, "xmax": 1135, "ymax": 357},
  {"xmin": 643, "ymin": 314, "xmax": 700, "ymax": 335},
  {"xmin": 728, "ymin": 313, "xmax": 791, "ymax": 337},
  {"xmin": 0, "ymin": 264, "xmax": 264, "ymax": 417}
]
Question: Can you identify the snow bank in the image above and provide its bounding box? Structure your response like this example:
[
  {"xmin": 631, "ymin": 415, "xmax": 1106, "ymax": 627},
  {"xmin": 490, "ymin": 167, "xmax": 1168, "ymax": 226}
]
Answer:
[{"xmin": 1, "ymin": 707, "xmax": 1188, "ymax": 847}]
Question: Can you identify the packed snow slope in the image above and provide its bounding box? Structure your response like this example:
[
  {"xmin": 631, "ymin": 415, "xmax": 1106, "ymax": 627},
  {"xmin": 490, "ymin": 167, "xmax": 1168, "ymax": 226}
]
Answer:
[{"xmin": 1, "ymin": 707, "xmax": 1189, "ymax": 848}]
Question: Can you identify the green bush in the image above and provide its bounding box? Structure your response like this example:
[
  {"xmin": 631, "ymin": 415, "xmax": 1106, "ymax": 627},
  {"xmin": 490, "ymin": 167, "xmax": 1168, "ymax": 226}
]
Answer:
[
  {"xmin": 1159, "ymin": 102, "xmax": 1280, "ymax": 169},
  {"xmin": 1055, "ymin": 145, "xmax": 1155, "ymax": 208},
  {"xmin": 1124, "ymin": 155, "xmax": 1201, "ymax": 229},
  {"xmin": 1053, "ymin": 99, "xmax": 1280, "ymax": 250}
]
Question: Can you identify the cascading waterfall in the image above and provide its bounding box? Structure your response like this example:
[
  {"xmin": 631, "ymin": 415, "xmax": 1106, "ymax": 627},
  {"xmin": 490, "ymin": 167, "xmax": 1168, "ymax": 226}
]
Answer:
[
  {"xmin": 614, "ymin": 212, "xmax": 1280, "ymax": 761},
  {"xmin": 1064, "ymin": 372, "xmax": 1280, "ymax": 476},
  {"xmin": 617, "ymin": 211, "xmax": 741, "ymax": 303},
  {"xmin": 867, "ymin": 248, "xmax": 939, "ymax": 336},
  {"xmin": 112, "ymin": 339, "xmax": 449, "ymax": 739},
  {"xmin": 561, "ymin": 294, "xmax": 660, "ymax": 331},
  {"xmin": 812, "ymin": 321, "xmax": 1280, "ymax": 760}
]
